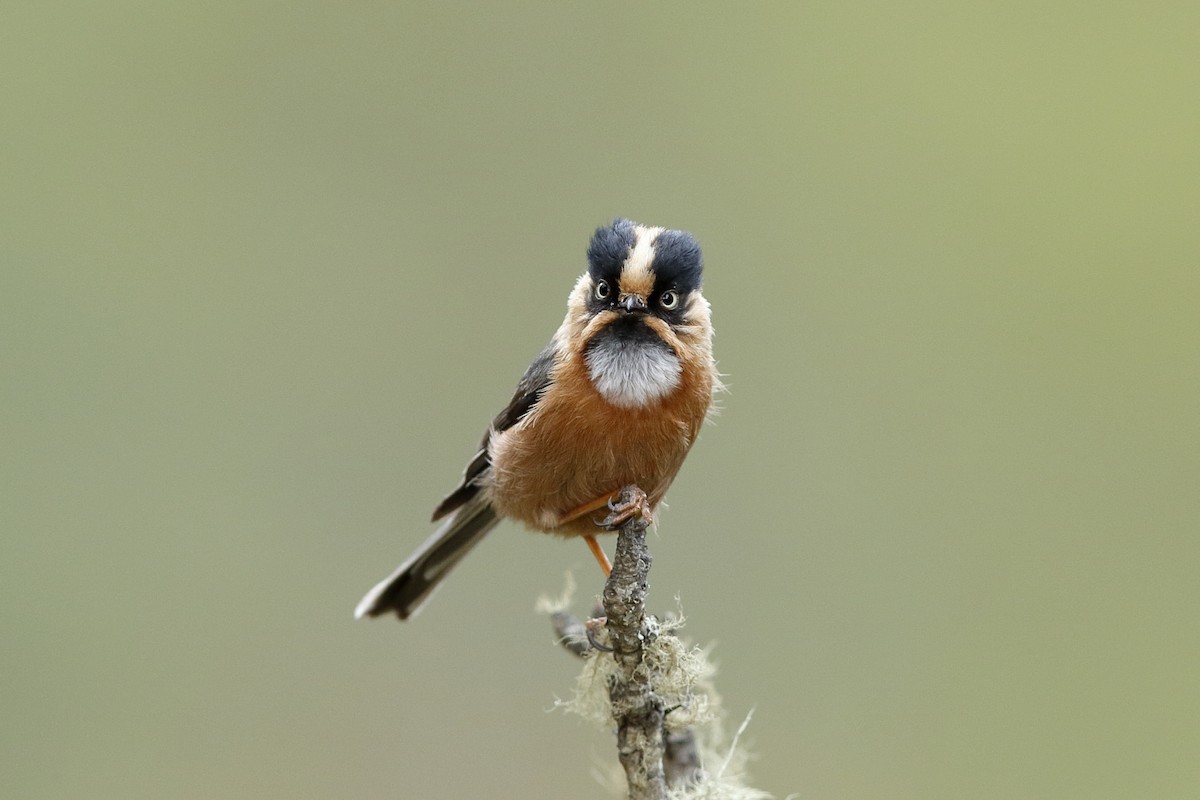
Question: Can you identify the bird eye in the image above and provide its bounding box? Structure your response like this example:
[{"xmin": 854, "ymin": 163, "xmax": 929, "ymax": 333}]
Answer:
[
  {"xmin": 659, "ymin": 290, "xmax": 679, "ymax": 309},
  {"xmin": 595, "ymin": 280, "xmax": 611, "ymax": 300}
]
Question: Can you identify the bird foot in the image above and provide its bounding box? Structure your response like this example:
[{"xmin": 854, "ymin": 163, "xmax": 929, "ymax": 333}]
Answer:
[
  {"xmin": 595, "ymin": 486, "xmax": 653, "ymax": 530},
  {"xmin": 585, "ymin": 615, "xmax": 613, "ymax": 652}
]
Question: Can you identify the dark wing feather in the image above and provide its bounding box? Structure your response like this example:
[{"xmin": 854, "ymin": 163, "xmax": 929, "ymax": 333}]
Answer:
[
  {"xmin": 490, "ymin": 342, "xmax": 558, "ymax": 433},
  {"xmin": 355, "ymin": 492, "xmax": 500, "ymax": 620},
  {"xmin": 430, "ymin": 342, "xmax": 556, "ymax": 521}
]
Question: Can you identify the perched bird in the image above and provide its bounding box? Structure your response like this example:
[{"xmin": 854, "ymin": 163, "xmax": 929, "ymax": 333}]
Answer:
[{"xmin": 355, "ymin": 218, "xmax": 717, "ymax": 620}]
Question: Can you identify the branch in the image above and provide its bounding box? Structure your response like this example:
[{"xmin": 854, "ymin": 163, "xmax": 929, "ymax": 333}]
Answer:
[
  {"xmin": 601, "ymin": 485, "xmax": 667, "ymax": 799},
  {"xmin": 549, "ymin": 603, "xmax": 703, "ymax": 795},
  {"xmin": 545, "ymin": 484, "xmax": 772, "ymax": 800}
]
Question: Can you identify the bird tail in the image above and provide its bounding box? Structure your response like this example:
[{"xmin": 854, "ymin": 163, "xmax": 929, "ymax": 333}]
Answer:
[{"xmin": 354, "ymin": 494, "xmax": 500, "ymax": 620}]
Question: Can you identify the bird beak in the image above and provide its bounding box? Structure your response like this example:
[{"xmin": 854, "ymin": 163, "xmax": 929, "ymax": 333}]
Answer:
[{"xmin": 618, "ymin": 294, "xmax": 647, "ymax": 313}]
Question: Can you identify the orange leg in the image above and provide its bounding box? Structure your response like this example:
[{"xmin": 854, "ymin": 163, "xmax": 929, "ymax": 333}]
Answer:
[
  {"xmin": 561, "ymin": 487, "xmax": 653, "ymax": 578},
  {"xmin": 561, "ymin": 492, "xmax": 619, "ymax": 577},
  {"xmin": 583, "ymin": 533, "xmax": 613, "ymax": 577},
  {"xmin": 560, "ymin": 491, "xmax": 621, "ymax": 525},
  {"xmin": 560, "ymin": 487, "xmax": 654, "ymax": 529}
]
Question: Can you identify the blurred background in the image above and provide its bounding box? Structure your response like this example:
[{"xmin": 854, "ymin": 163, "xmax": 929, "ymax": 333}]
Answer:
[{"xmin": 3, "ymin": 3, "xmax": 1197, "ymax": 798}]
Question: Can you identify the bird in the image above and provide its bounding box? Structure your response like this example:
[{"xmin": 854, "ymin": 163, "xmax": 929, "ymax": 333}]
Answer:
[{"xmin": 355, "ymin": 218, "xmax": 718, "ymax": 620}]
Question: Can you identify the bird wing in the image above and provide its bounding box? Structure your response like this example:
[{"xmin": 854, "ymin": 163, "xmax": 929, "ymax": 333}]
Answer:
[{"xmin": 430, "ymin": 342, "xmax": 557, "ymax": 521}]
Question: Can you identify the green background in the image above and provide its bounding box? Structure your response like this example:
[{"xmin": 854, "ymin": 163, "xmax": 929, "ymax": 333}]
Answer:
[{"xmin": 3, "ymin": 3, "xmax": 1197, "ymax": 798}]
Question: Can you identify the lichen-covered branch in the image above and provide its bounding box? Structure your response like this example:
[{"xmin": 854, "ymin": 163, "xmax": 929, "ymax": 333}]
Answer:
[
  {"xmin": 548, "ymin": 602, "xmax": 702, "ymax": 793},
  {"xmin": 544, "ymin": 484, "xmax": 772, "ymax": 800},
  {"xmin": 601, "ymin": 485, "xmax": 666, "ymax": 799}
]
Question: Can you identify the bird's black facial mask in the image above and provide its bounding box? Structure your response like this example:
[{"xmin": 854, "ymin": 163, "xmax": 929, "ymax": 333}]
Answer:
[{"xmin": 584, "ymin": 219, "xmax": 703, "ymax": 321}]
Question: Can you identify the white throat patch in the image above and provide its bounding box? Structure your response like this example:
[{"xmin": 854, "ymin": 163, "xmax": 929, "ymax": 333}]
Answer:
[{"xmin": 585, "ymin": 337, "xmax": 682, "ymax": 408}]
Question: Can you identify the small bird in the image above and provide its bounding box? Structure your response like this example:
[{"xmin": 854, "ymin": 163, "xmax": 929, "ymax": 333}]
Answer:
[{"xmin": 355, "ymin": 218, "xmax": 717, "ymax": 620}]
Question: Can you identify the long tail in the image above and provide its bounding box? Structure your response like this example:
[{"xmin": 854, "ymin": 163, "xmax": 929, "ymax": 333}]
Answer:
[{"xmin": 354, "ymin": 494, "xmax": 500, "ymax": 620}]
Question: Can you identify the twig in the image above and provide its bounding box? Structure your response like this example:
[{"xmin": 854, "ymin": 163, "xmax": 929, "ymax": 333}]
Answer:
[
  {"xmin": 549, "ymin": 610, "xmax": 594, "ymax": 658},
  {"xmin": 601, "ymin": 485, "xmax": 666, "ymax": 799},
  {"xmin": 663, "ymin": 729, "xmax": 703, "ymax": 789},
  {"xmin": 550, "ymin": 484, "xmax": 758, "ymax": 797},
  {"xmin": 552, "ymin": 607, "xmax": 703, "ymax": 792}
]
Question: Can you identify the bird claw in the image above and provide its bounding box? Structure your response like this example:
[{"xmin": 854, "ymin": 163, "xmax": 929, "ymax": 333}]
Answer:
[
  {"xmin": 585, "ymin": 616, "xmax": 613, "ymax": 652},
  {"xmin": 594, "ymin": 486, "xmax": 653, "ymax": 530}
]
